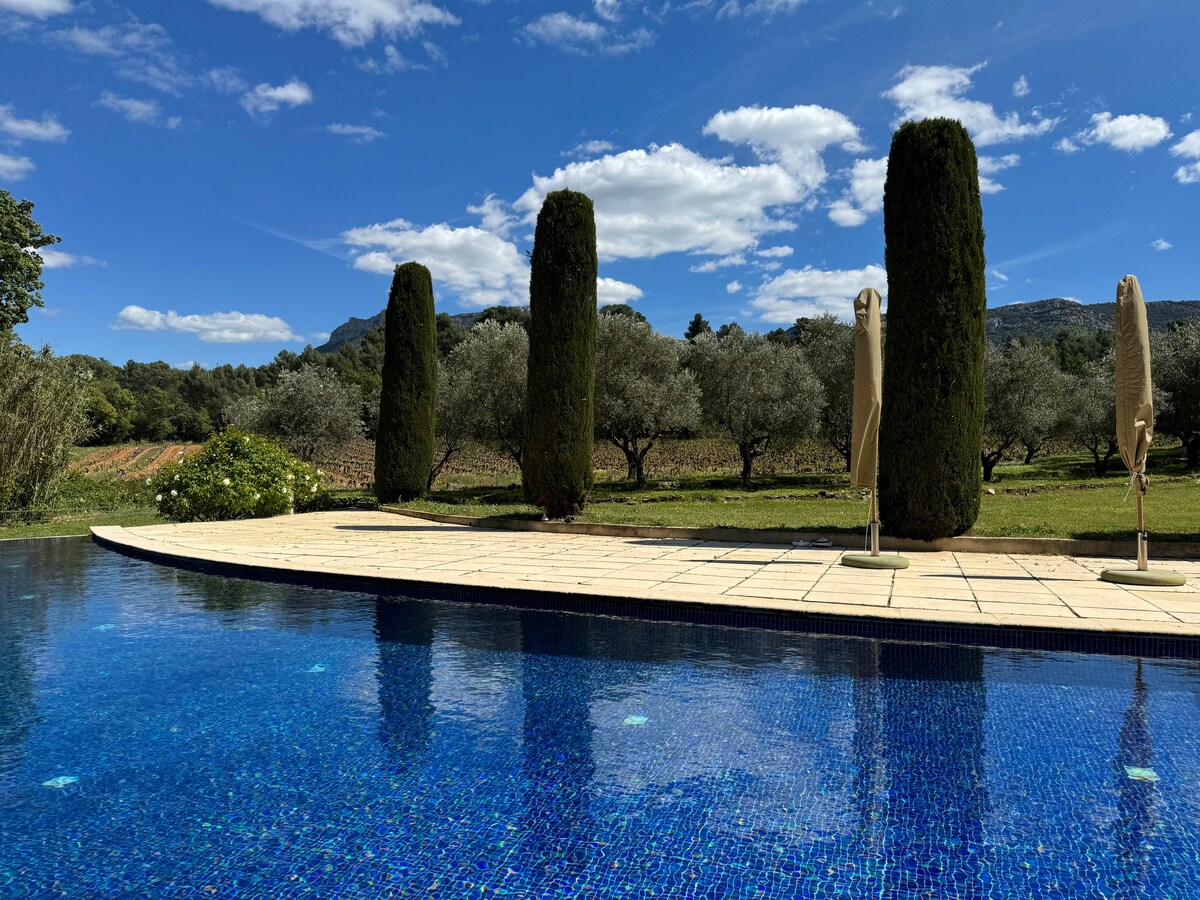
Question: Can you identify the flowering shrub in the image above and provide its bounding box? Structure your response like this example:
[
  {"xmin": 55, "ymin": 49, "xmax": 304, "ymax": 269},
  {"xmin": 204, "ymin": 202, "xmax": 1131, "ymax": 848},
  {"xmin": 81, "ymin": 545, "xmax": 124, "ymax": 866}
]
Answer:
[{"xmin": 150, "ymin": 430, "xmax": 328, "ymax": 522}]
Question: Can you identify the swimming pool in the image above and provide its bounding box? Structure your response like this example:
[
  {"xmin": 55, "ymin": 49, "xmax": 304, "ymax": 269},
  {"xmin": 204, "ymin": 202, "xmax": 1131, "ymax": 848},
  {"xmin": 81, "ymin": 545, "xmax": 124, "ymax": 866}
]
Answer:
[{"xmin": 3, "ymin": 539, "xmax": 1199, "ymax": 898}]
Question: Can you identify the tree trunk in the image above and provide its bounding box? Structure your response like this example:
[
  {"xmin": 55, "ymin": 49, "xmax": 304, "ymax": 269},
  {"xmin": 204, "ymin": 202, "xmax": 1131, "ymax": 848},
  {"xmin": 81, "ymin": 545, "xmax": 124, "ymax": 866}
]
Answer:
[
  {"xmin": 1186, "ymin": 436, "xmax": 1200, "ymax": 470},
  {"xmin": 1022, "ymin": 442, "xmax": 1041, "ymax": 465},
  {"xmin": 842, "ymin": 446, "xmax": 852, "ymax": 473},
  {"xmin": 739, "ymin": 444, "xmax": 755, "ymax": 490},
  {"xmin": 981, "ymin": 453, "xmax": 998, "ymax": 483}
]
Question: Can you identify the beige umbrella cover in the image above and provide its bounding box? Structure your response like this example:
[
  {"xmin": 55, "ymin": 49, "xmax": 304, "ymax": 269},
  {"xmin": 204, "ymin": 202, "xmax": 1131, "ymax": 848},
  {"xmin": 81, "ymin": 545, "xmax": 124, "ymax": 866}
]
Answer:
[
  {"xmin": 1114, "ymin": 274, "xmax": 1154, "ymax": 483},
  {"xmin": 849, "ymin": 287, "xmax": 883, "ymax": 489}
]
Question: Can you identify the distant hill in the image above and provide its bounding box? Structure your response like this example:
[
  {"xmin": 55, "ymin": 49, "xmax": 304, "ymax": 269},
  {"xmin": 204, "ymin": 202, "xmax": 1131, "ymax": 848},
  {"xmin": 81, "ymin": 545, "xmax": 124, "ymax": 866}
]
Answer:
[
  {"xmin": 318, "ymin": 309, "xmax": 487, "ymax": 353},
  {"xmin": 318, "ymin": 297, "xmax": 1200, "ymax": 352},
  {"xmin": 985, "ymin": 297, "xmax": 1200, "ymax": 343}
]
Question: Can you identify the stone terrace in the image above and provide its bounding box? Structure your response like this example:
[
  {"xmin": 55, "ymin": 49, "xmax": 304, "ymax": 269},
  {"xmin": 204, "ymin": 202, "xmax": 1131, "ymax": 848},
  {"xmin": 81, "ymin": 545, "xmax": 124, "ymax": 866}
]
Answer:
[{"xmin": 92, "ymin": 511, "xmax": 1200, "ymax": 637}]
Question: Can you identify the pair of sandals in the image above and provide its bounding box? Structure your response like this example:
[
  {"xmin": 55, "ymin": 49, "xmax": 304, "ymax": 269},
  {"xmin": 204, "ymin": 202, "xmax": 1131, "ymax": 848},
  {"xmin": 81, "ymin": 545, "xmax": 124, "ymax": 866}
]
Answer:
[{"xmin": 793, "ymin": 537, "xmax": 833, "ymax": 548}]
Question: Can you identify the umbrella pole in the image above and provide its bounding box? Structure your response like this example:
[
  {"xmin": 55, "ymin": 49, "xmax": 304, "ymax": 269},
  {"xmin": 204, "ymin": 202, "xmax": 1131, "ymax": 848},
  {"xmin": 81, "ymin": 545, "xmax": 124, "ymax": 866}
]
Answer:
[
  {"xmin": 870, "ymin": 484, "xmax": 880, "ymax": 557},
  {"xmin": 1137, "ymin": 488, "xmax": 1148, "ymax": 571}
]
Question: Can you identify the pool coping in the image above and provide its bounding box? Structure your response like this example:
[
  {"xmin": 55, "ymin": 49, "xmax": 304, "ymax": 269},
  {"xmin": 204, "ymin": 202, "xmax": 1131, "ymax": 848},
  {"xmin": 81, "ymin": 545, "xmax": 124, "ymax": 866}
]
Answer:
[
  {"xmin": 382, "ymin": 505, "xmax": 1200, "ymax": 559},
  {"xmin": 89, "ymin": 523, "xmax": 1200, "ymax": 661}
]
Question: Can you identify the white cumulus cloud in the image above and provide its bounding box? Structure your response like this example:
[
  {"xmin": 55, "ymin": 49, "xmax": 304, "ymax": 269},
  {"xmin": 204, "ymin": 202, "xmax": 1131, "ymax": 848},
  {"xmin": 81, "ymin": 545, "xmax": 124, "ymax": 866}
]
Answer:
[
  {"xmin": 0, "ymin": 0, "xmax": 71, "ymax": 16},
  {"xmin": 703, "ymin": 104, "xmax": 864, "ymax": 192},
  {"xmin": 1150, "ymin": 239, "xmax": 1172, "ymax": 251},
  {"xmin": 206, "ymin": 0, "xmax": 459, "ymax": 46},
  {"xmin": 513, "ymin": 143, "xmax": 800, "ymax": 261},
  {"xmin": 240, "ymin": 79, "xmax": 313, "ymax": 121},
  {"xmin": 752, "ymin": 264, "xmax": 888, "ymax": 323},
  {"xmin": 114, "ymin": 305, "xmax": 300, "ymax": 342},
  {"xmin": 977, "ymin": 153, "xmax": 1020, "ymax": 193},
  {"xmin": 0, "ymin": 104, "xmax": 70, "ymax": 142},
  {"xmin": 1011, "ymin": 75, "xmax": 1029, "ymax": 97},
  {"xmin": 0, "ymin": 153, "xmax": 34, "ymax": 180},
  {"xmin": 38, "ymin": 248, "xmax": 104, "ymax": 268},
  {"xmin": 884, "ymin": 64, "xmax": 1057, "ymax": 146},
  {"xmin": 828, "ymin": 156, "xmax": 887, "ymax": 227},
  {"xmin": 1072, "ymin": 112, "xmax": 1172, "ymax": 153},
  {"xmin": 343, "ymin": 218, "xmax": 529, "ymax": 307},
  {"xmin": 1170, "ymin": 129, "xmax": 1200, "ymax": 184},
  {"xmin": 726, "ymin": 280, "xmax": 743, "ymax": 294},
  {"xmin": 466, "ymin": 194, "xmax": 517, "ymax": 238},
  {"xmin": 597, "ymin": 276, "xmax": 643, "ymax": 305}
]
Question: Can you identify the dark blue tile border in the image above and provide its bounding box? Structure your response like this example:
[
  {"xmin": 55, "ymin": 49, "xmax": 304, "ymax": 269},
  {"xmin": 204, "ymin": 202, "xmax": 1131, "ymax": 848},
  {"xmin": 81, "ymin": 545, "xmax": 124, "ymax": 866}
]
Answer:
[{"xmin": 91, "ymin": 532, "xmax": 1200, "ymax": 662}]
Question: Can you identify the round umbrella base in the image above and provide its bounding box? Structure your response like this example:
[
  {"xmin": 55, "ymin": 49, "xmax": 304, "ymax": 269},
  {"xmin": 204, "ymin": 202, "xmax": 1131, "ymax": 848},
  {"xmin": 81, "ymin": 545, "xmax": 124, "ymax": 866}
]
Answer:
[
  {"xmin": 1100, "ymin": 568, "xmax": 1187, "ymax": 587},
  {"xmin": 841, "ymin": 554, "xmax": 909, "ymax": 570}
]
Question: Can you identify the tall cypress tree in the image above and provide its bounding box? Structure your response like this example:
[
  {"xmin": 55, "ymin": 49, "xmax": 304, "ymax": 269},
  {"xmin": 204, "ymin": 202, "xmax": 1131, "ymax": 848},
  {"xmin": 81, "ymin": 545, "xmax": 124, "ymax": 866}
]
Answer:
[
  {"xmin": 374, "ymin": 262, "xmax": 437, "ymax": 502},
  {"xmin": 878, "ymin": 118, "xmax": 986, "ymax": 540},
  {"xmin": 522, "ymin": 189, "xmax": 598, "ymax": 519}
]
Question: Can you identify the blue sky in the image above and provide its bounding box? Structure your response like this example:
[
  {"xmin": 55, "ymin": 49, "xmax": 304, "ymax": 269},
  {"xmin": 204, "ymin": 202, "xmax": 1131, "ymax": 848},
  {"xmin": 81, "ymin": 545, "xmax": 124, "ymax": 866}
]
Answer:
[{"xmin": 3, "ymin": 0, "xmax": 1197, "ymax": 366}]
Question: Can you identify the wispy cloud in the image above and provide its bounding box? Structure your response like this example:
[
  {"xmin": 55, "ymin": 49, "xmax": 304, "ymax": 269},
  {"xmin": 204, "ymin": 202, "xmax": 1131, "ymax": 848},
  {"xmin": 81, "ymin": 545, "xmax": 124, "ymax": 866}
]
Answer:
[{"xmin": 240, "ymin": 78, "xmax": 313, "ymax": 121}]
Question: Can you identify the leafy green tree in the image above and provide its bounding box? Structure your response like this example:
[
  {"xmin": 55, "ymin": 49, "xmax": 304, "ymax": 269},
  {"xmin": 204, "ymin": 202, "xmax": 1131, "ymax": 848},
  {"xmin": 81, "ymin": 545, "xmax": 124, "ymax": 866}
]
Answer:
[
  {"xmin": 595, "ymin": 315, "xmax": 700, "ymax": 487},
  {"xmin": 229, "ymin": 365, "xmax": 363, "ymax": 462},
  {"xmin": 0, "ymin": 334, "xmax": 91, "ymax": 518},
  {"xmin": 429, "ymin": 360, "xmax": 474, "ymax": 489},
  {"xmin": 1154, "ymin": 320, "xmax": 1200, "ymax": 469},
  {"xmin": 435, "ymin": 313, "xmax": 469, "ymax": 356},
  {"xmin": 478, "ymin": 305, "xmax": 530, "ymax": 329},
  {"xmin": 981, "ymin": 342, "xmax": 1068, "ymax": 481},
  {"xmin": 878, "ymin": 118, "xmax": 987, "ymax": 540},
  {"xmin": 133, "ymin": 387, "xmax": 176, "ymax": 441},
  {"xmin": 523, "ymin": 189, "xmax": 598, "ymax": 518},
  {"xmin": 793, "ymin": 313, "xmax": 855, "ymax": 471},
  {"xmin": 84, "ymin": 378, "xmax": 136, "ymax": 444},
  {"xmin": 375, "ymin": 262, "xmax": 438, "ymax": 501},
  {"xmin": 1064, "ymin": 356, "xmax": 1119, "ymax": 477},
  {"xmin": 684, "ymin": 313, "xmax": 712, "ymax": 342},
  {"xmin": 0, "ymin": 190, "xmax": 61, "ymax": 331},
  {"xmin": 687, "ymin": 329, "xmax": 823, "ymax": 489},
  {"xmin": 449, "ymin": 320, "xmax": 528, "ymax": 465},
  {"xmin": 599, "ymin": 303, "xmax": 648, "ymax": 323}
]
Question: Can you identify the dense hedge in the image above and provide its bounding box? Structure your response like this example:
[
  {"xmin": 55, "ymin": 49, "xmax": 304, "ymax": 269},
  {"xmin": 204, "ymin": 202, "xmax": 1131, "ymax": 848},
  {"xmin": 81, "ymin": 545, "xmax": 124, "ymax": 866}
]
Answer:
[
  {"xmin": 152, "ymin": 430, "xmax": 326, "ymax": 522},
  {"xmin": 522, "ymin": 189, "xmax": 598, "ymax": 518},
  {"xmin": 375, "ymin": 262, "xmax": 437, "ymax": 502},
  {"xmin": 878, "ymin": 118, "xmax": 987, "ymax": 540}
]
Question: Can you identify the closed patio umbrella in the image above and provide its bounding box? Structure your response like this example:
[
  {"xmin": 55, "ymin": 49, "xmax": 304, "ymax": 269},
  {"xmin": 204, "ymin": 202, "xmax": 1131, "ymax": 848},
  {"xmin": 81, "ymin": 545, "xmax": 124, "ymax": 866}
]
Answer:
[
  {"xmin": 842, "ymin": 288, "xmax": 907, "ymax": 570},
  {"xmin": 1101, "ymin": 275, "xmax": 1184, "ymax": 585}
]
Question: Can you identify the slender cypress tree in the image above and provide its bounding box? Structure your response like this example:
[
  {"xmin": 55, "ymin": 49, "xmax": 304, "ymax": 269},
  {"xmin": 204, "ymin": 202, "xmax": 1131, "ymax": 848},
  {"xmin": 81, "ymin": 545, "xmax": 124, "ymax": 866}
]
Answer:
[
  {"xmin": 522, "ymin": 189, "xmax": 598, "ymax": 518},
  {"xmin": 374, "ymin": 262, "xmax": 437, "ymax": 502},
  {"xmin": 878, "ymin": 118, "xmax": 986, "ymax": 540}
]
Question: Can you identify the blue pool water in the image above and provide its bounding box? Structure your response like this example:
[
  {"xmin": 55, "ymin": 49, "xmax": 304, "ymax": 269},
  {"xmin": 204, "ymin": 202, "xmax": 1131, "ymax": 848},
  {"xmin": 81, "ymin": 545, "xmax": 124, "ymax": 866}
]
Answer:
[{"xmin": 3, "ymin": 540, "xmax": 1200, "ymax": 899}]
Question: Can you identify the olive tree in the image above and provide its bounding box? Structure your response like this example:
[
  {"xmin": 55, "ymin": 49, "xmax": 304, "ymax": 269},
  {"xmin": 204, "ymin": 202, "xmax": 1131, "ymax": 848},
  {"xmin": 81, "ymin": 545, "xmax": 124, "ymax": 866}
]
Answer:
[
  {"xmin": 981, "ymin": 342, "xmax": 1069, "ymax": 481},
  {"xmin": 428, "ymin": 360, "xmax": 475, "ymax": 489},
  {"xmin": 595, "ymin": 315, "xmax": 700, "ymax": 487},
  {"xmin": 1154, "ymin": 321, "xmax": 1200, "ymax": 469},
  {"xmin": 227, "ymin": 364, "xmax": 363, "ymax": 462},
  {"xmin": 1063, "ymin": 356, "xmax": 1119, "ymax": 477},
  {"xmin": 793, "ymin": 314, "xmax": 855, "ymax": 471},
  {"xmin": 447, "ymin": 320, "xmax": 528, "ymax": 466},
  {"xmin": 686, "ymin": 328, "xmax": 823, "ymax": 489}
]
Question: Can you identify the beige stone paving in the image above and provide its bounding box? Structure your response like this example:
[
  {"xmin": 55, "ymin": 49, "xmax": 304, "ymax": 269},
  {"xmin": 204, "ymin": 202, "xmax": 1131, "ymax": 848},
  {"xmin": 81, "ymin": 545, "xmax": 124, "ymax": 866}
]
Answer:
[{"xmin": 90, "ymin": 510, "xmax": 1200, "ymax": 637}]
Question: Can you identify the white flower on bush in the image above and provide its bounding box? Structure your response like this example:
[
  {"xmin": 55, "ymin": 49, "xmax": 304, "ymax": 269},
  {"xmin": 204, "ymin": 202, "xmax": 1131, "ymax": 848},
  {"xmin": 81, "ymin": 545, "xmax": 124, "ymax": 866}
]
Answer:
[
  {"xmin": 155, "ymin": 494, "xmax": 163, "ymax": 502},
  {"xmin": 222, "ymin": 478, "xmax": 230, "ymax": 486},
  {"xmin": 254, "ymin": 493, "xmax": 261, "ymax": 501},
  {"xmin": 310, "ymin": 484, "xmax": 317, "ymax": 493},
  {"xmin": 173, "ymin": 474, "xmax": 179, "ymax": 481},
  {"xmin": 145, "ymin": 477, "xmax": 151, "ymax": 485},
  {"xmin": 170, "ymin": 489, "xmax": 177, "ymax": 497},
  {"xmin": 286, "ymin": 473, "xmax": 294, "ymax": 481},
  {"xmin": 317, "ymin": 469, "xmax": 323, "ymax": 476}
]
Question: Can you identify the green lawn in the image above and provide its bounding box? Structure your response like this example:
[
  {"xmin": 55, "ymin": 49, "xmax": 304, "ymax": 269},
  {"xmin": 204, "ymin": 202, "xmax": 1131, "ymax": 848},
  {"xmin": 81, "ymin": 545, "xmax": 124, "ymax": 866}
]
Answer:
[
  {"xmin": 7, "ymin": 446, "xmax": 1197, "ymax": 543},
  {"xmin": 403, "ymin": 447, "xmax": 1200, "ymax": 542}
]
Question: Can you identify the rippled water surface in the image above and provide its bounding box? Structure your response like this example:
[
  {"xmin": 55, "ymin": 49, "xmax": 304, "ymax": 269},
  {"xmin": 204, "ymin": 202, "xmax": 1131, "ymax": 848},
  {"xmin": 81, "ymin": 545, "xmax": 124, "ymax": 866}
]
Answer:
[{"xmin": 3, "ymin": 539, "xmax": 1200, "ymax": 898}]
